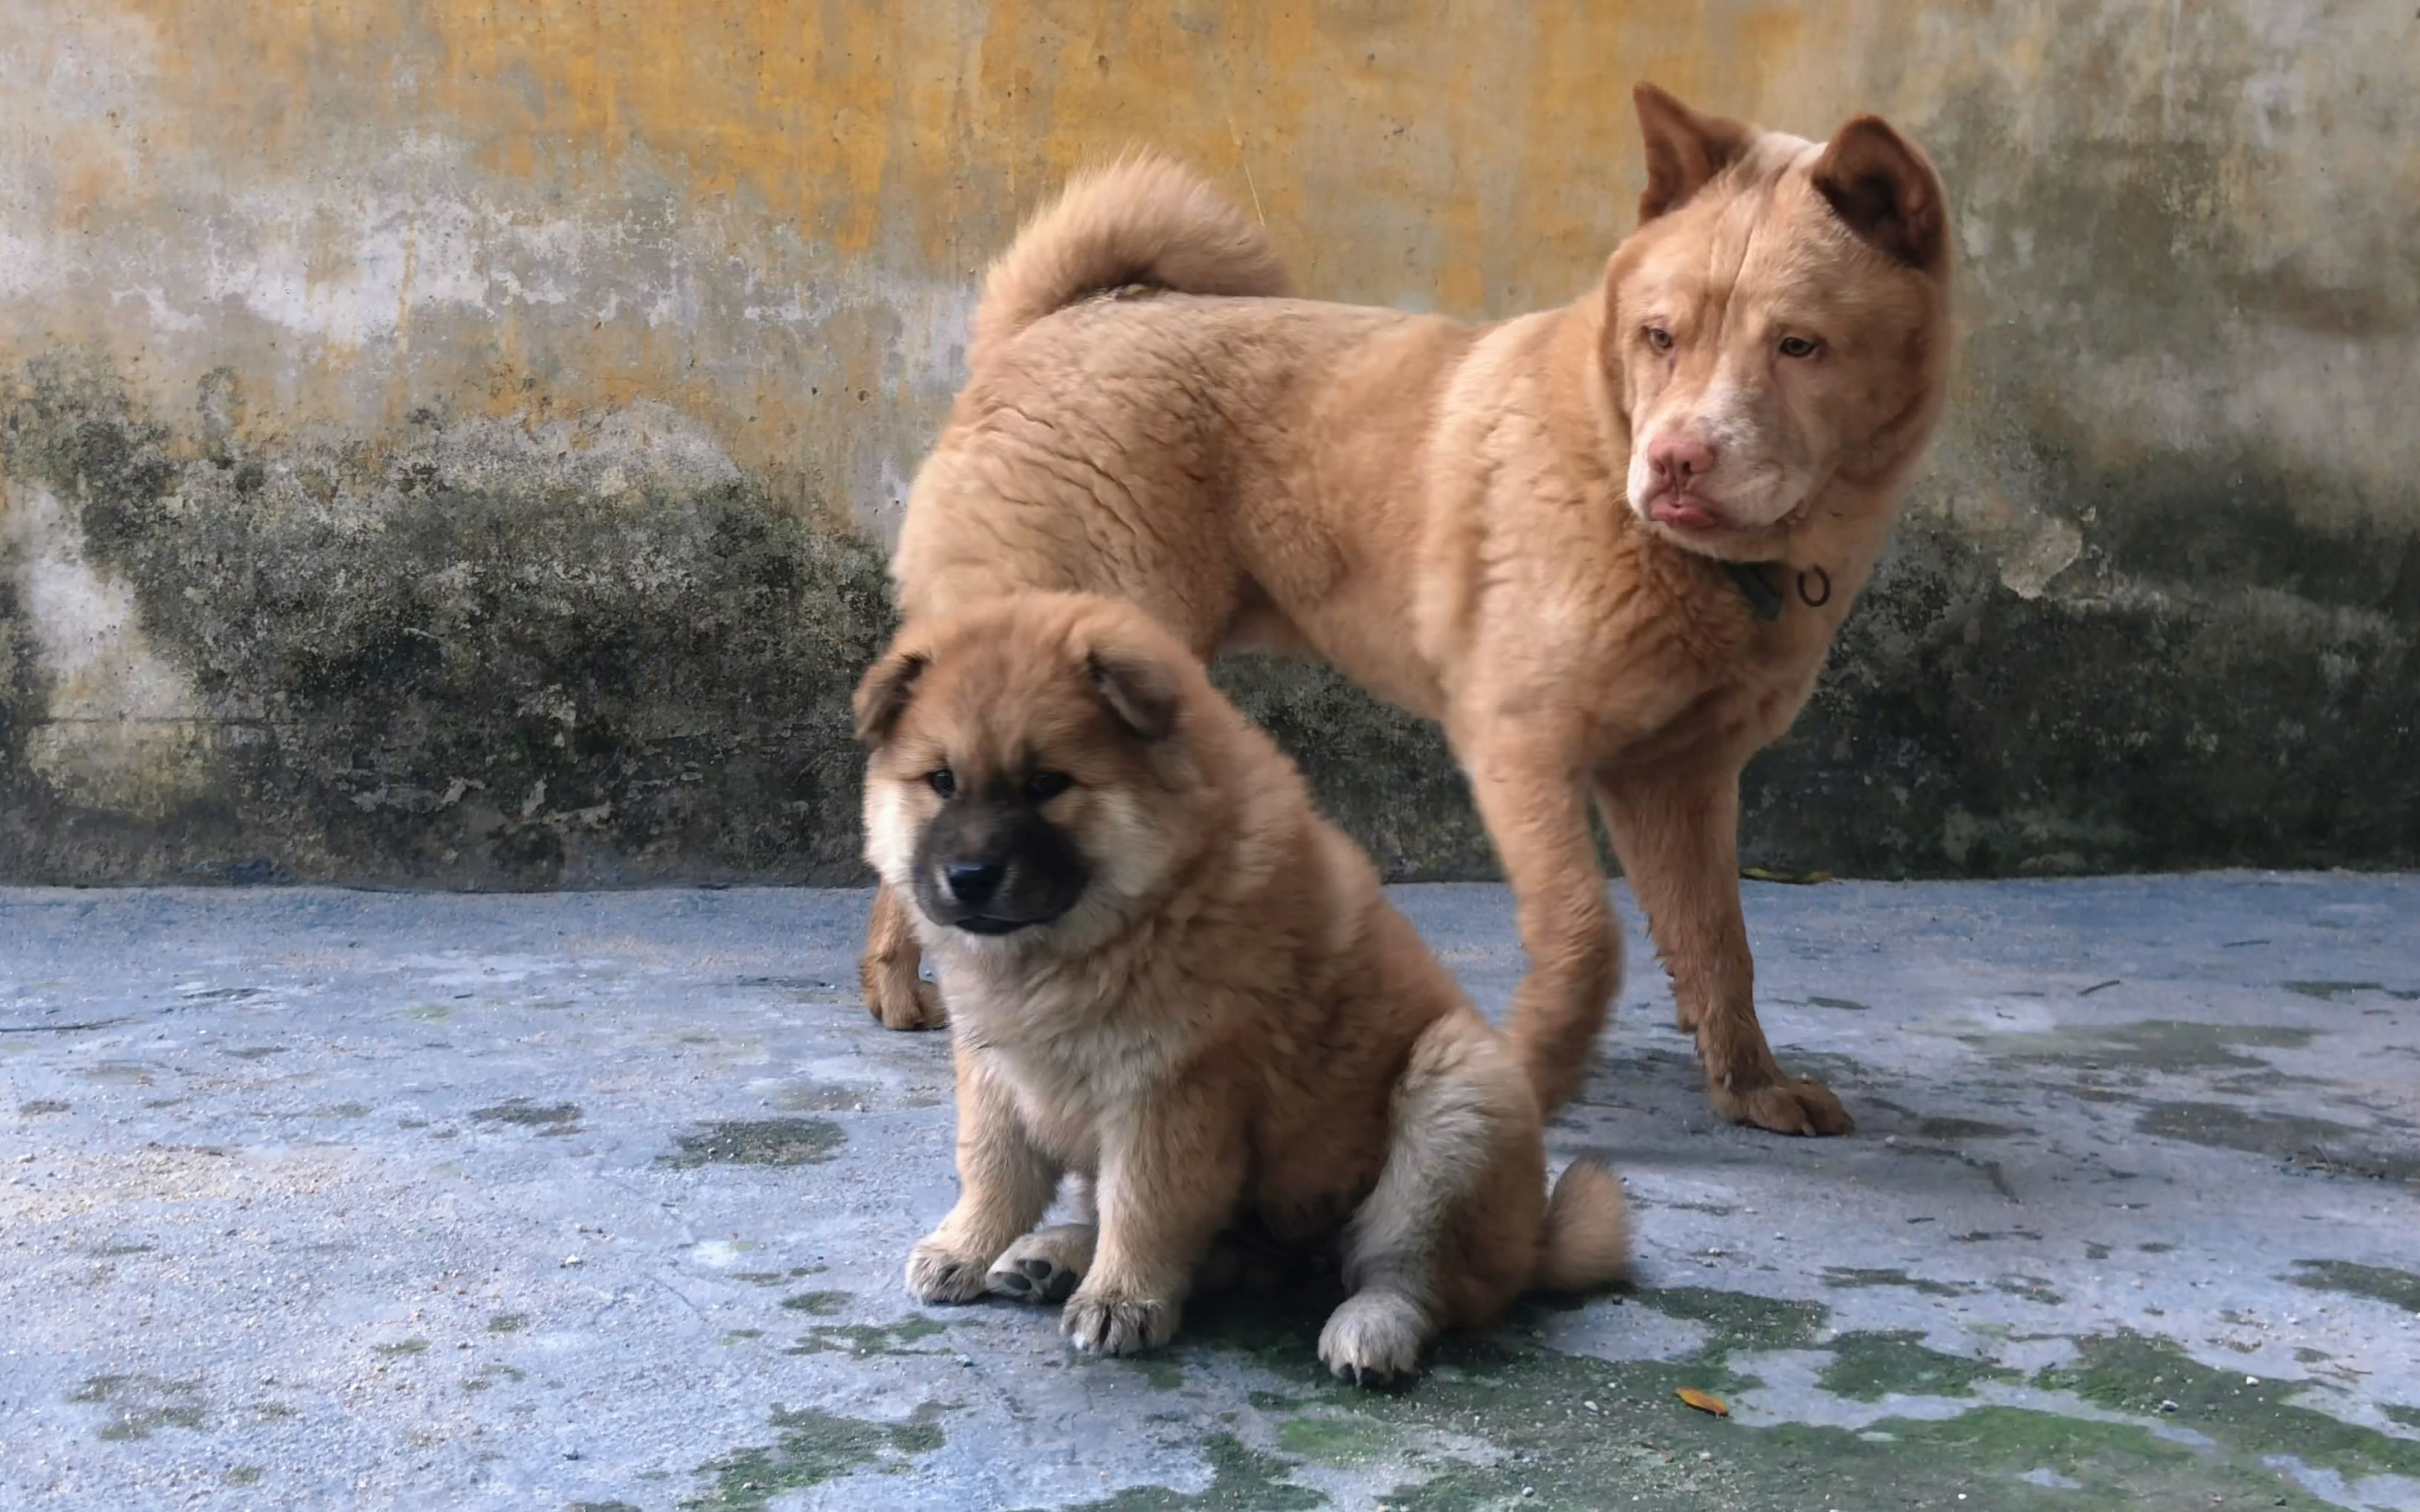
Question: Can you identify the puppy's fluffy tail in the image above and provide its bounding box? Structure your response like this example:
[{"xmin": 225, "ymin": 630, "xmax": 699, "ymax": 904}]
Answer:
[
  {"xmin": 1532, "ymin": 1158, "xmax": 1631, "ymax": 1294},
  {"xmin": 972, "ymin": 154, "xmax": 1289, "ymax": 367}
]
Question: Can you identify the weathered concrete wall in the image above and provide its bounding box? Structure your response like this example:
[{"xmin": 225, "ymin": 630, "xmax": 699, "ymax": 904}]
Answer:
[{"xmin": 2, "ymin": 1, "xmax": 2413, "ymax": 886}]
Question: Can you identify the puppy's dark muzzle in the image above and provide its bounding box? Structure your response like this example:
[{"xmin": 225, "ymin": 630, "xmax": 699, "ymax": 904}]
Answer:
[
  {"xmin": 929, "ymin": 860, "xmax": 1049, "ymax": 934},
  {"xmin": 912, "ymin": 795, "xmax": 1091, "ymax": 937}
]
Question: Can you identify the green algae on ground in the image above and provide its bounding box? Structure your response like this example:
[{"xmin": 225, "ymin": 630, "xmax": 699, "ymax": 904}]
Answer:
[
  {"xmin": 783, "ymin": 1316, "xmax": 952, "ymax": 1357},
  {"xmin": 1168, "ymin": 1283, "xmax": 2389, "ymax": 1511},
  {"xmin": 372, "ymin": 1337, "xmax": 431, "ymax": 1357},
  {"xmin": 487, "ymin": 1312, "xmax": 529, "ymax": 1334},
  {"xmin": 1277, "ymin": 1414, "xmax": 1398, "ymax": 1465},
  {"xmin": 20, "ymin": 1099, "xmax": 70, "ymax": 1114},
  {"xmin": 1822, "ymin": 1266, "xmax": 1978, "ymax": 1299},
  {"xmin": 469, "ymin": 1099, "xmax": 583, "ymax": 1131},
  {"xmin": 664, "ymin": 1117, "xmax": 846, "ymax": 1168},
  {"xmin": 2282, "ymin": 980, "xmax": 2419, "ymax": 1002},
  {"xmin": 70, "ymin": 1374, "xmax": 208, "ymax": 1440},
  {"xmin": 684, "ymin": 1401, "xmax": 946, "ymax": 1512},
  {"xmin": 2288, "ymin": 1259, "xmax": 2420, "ymax": 1315},
  {"xmin": 1135, "ymin": 1358, "xmax": 1188, "ymax": 1392},
  {"xmin": 1965, "ymin": 1019, "xmax": 2317, "ymax": 1075},
  {"xmin": 2136, "ymin": 1101, "xmax": 2420, "ymax": 1180},
  {"xmin": 1815, "ymin": 1330, "xmax": 2022, "ymax": 1402},
  {"xmin": 1026, "ymin": 1434, "xmax": 1323, "ymax": 1511},
  {"xmin": 779, "ymin": 1290, "xmax": 851, "ymax": 1315},
  {"xmin": 2039, "ymin": 1328, "xmax": 2420, "ymax": 1485}
]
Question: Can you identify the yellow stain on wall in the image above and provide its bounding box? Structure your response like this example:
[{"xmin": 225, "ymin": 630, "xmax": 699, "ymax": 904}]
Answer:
[{"xmin": 108, "ymin": 0, "xmax": 1818, "ymax": 305}]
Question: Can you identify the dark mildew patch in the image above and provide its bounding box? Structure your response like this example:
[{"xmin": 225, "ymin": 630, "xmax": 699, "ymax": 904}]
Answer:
[
  {"xmin": 663, "ymin": 1117, "xmax": 845, "ymax": 1168},
  {"xmin": 684, "ymin": 1401, "xmax": 946, "ymax": 1512},
  {"xmin": 1, "ymin": 357, "xmax": 899, "ymax": 889}
]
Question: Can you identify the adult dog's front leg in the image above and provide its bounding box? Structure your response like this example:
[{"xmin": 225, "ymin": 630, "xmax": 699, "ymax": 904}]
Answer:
[
  {"xmin": 1063, "ymin": 1092, "xmax": 1243, "ymax": 1357},
  {"xmin": 1459, "ymin": 723, "xmax": 1620, "ymax": 1114},
  {"xmin": 1597, "ymin": 763, "xmax": 1851, "ymax": 1137},
  {"xmin": 860, "ymin": 882, "xmax": 946, "ymax": 1030}
]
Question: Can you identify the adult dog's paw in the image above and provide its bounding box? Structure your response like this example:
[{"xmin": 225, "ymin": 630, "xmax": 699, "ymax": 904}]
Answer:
[
  {"xmin": 1714, "ymin": 1074, "xmax": 1854, "ymax": 1137},
  {"xmin": 1061, "ymin": 1286, "xmax": 1179, "ymax": 1357},
  {"xmin": 866, "ymin": 974, "xmax": 947, "ymax": 1031},
  {"xmin": 1318, "ymin": 1289, "xmax": 1428, "ymax": 1388}
]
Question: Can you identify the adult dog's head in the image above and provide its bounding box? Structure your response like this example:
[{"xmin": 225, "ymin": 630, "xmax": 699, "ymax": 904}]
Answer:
[
  {"xmin": 1605, "ymin": 85, "xmax": 1955, "ymax": 564},
  {"xmin": 855, "ymin": 593, "xmax": 1208, "ymax": 954}
]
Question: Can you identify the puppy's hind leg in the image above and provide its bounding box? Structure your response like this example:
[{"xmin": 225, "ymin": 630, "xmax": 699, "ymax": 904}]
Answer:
[
  {"xmin": 991, "ymin": 1172, "xmax": 1097, "ymax": 1304},
  {"xmin": 1321, "ymin": 1014, "xmax": 1524, "ymax": 1388}
]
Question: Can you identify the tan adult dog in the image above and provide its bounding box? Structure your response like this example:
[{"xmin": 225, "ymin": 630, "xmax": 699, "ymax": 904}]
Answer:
[
  {"xmin": 857, "ymin": 592, "xmax": 1628, "ymax": 1382},
  {"xmin": 860, "ymin": 85, "xmax": 1955, "ymax": 1137}
]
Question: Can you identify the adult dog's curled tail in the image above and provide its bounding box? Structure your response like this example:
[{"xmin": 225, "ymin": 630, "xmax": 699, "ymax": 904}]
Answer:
[
  {"xmin": 1532, "ymin": 1157, "xmax": 1631, "ymax": 1294},
  {"xmin": 972, "ymin": 154, "xmax": 1288, "ymax": 367}
]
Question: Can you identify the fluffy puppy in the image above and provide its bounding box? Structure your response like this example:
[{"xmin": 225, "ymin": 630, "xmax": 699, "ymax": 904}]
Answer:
[{"xmin": 855, "ymin": 591, "xmax": 1628, "ymax": 1383}]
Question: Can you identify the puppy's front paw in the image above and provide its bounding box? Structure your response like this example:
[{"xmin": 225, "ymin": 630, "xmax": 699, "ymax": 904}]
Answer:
[
  {"xmin": 1318, "ymin": 1289, "xmax": 1429, "ymax": 1388},
  {"xmin": 904, "ymin": 1235, "xmax": 994, "ymax": 1304},
  {"xmin": 1061, "ymin": 1286, "xmax": 1179, "ymax": 1357},
  {"xmin": 988, "ymin": 1223, "xmax": 1094, "ymax": 1304}
]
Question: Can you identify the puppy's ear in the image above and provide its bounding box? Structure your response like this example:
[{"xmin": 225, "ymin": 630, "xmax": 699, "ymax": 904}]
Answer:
[
  {"xmin": 1634, "ymin": 83, "xmax": 1755, "ymax": 222},
  {"xmin": 1812, "ymin": 115, "xmax": 1948, "ymax": 271},
  {"xmin": 1086, "ymin": 649, "xmax": 1180, "ymax": 742},
  {"xmin": 853, "ymin": 644, "xmax": 929, "ymax": 746}
]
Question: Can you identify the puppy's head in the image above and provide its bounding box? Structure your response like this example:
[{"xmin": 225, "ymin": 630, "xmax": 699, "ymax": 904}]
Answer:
[
  {"xmin": 1606, "ymin": 84, "xmax": 1954, "ymax": 562},
  {"xmin": 855, "ymin": 593, "xmax": 1204, "ymax": 951}
]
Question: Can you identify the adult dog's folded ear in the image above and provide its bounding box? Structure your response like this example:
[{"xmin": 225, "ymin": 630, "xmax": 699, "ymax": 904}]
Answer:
[
  {"xmin": 1811, "ymin": 115, "xmax": 1948, "ymax": 272},
  {"xmin": 1632, "ymin": 83, "xmax": 1756, "ymax": 223},
  {"xmin": 854, "ymin": 641, "xmax": 931, "ymax": 746}
]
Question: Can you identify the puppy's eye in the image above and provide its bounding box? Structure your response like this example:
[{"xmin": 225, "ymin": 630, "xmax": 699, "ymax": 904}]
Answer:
[
  {"xmin": 1777, "ymin": 335, "xmax": 1820, "ymax": 359},
  {"xmin": 1643, "ymin": 326, "xmax": 1675, "ymax": 354},
  {"xmin": 1025, "ymin": 770, "xmax": 1073, "ymax": 802},
  {"xmin": 928, "ymin": 768, "xmax": 957, "ymax": 798}
]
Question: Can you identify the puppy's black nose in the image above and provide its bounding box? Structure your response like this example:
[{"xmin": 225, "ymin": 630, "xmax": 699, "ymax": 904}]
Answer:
[{"xmin": 945, "ymin": 861, "xmax": 1004, "ymax": 906}]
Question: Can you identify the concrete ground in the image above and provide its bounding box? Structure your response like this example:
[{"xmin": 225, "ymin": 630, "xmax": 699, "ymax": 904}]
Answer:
[{"xmin": 3, "ymin": 876, "xmax": 2417, "ymax": 1512}]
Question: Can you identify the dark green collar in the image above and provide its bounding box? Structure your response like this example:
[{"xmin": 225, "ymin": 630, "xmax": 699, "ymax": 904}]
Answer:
[
  {"xmin": 1722, "ymin": 561, "xmax": 1831, "ymax": 623},
  {"xmin": 1723, "ymin": 561, "xmax": 1786, "ymax": 622}
]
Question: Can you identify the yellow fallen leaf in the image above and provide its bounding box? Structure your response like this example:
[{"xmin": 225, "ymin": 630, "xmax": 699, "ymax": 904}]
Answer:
[{"xmin": 1677, "ymin": 1388, "xmax": 1731, "ymax": 1418}]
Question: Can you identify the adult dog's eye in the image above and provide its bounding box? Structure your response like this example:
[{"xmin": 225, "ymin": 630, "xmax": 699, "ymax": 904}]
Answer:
[
  {"xmin": 928, "ymin": 768, "xmax": 957, "ymax": 798},
  {"xmin": 1777, "ymin": 335, "xmax": 1820, "ymax": 359},
  {"xmin": 1643, "ymin": 326, "xmax": 1675, "ymax": 353},
  {"xmin": 1026, "ymin": 770, "xmax": 1072, "ymax": 802}
]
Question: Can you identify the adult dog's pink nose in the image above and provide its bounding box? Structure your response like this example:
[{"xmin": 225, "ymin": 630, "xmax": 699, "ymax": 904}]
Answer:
[{"xmin": 1648, "ymin": 433, "xmax": 1717, "ymax": 485}]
